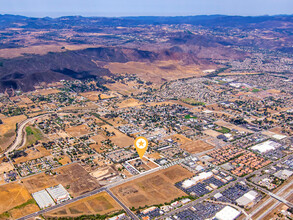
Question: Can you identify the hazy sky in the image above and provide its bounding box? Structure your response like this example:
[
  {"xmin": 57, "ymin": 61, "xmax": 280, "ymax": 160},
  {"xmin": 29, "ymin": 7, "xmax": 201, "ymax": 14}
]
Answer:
[{"xmin": 0, "ymin": 0, "xmax": 293, "ymax": 17}]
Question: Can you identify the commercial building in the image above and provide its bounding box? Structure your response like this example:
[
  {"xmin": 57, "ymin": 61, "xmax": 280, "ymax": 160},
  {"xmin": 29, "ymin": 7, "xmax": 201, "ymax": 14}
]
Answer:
[
  {"xmin": 32, "ymin": 189, "xmax": 55, "ymax": 209},
  {"xmin": 46, "ymin": 184, "xmax": 71, "ymax": 204},
  {"xmin": 182, "ymin": 171, "xmax": 213, "ymax": 189},
  {"xmin": 236, "ymin": 190, "xmax": 258, "ymax": 208},
  {"xmin": 250, "ymin": 140, "xmax": 281, "ymax": 153},
  {"xmin": 214, "ymin": 206, "xmax": 241, "ymax": 220}
]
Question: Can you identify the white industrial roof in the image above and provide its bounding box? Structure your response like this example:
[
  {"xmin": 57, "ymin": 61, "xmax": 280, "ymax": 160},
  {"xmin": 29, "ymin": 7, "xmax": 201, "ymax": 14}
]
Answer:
[
  {"xmin": 236, "ymin": 190, "xmax": 258, "ymax": 206},
  {"xmin": 32, "ymin": 189, "xmax": 55, "ymax": 209},
  {"xmin": 182, "ymin": 171, "xmax": 213, "ymax": 189},
  {"xmin": 250, "ymin": 140, "xmax": 281, "ymax": 153},
  {"xmin": 272, "ymin": 134, "xmax": 287, "ymax": 140},
  {"xmin": 46, "ymin": 184, "xmax": 70, "ymax": 202},
  {"xmin": 214, "ymin": 206, "xmax": 241, "ymax": 220}
]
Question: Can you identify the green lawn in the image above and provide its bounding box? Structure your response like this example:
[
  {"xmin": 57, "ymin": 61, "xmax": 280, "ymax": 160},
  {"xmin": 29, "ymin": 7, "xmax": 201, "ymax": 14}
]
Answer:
[
  {"xmin": 216, "ymin": 126, "xmax": 231, "ymax": 134},
  {"xmin": 181, "ymin": 98, "xmax": 205, "ymax": 106},
  {"xmin": 25, "ymin": 126, "xmax": 43, "ymax": 146},
  {"xmin": 184, "ymin": 114, "xmax": 197, "ymax": 119}
]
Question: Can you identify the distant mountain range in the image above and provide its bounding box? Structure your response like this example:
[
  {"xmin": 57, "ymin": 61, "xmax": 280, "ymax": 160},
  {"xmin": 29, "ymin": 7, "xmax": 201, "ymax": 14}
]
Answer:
[{"xmin": 0, "ymin": 14, "xmax": 292, "ymax": 92}]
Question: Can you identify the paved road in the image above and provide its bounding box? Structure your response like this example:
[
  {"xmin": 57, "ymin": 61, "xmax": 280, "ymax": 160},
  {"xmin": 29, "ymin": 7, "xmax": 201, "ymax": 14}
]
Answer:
[
  {"xmin": 17, "ymin": 186, "xmax": 106, "ymax": 220},
  {"xmin": 106, "ymin": 188, "xmax": 139, "ymax": 220},
  {"xmin": 249, "ymin": 178, "xmax": 293, "ymax": 219}
]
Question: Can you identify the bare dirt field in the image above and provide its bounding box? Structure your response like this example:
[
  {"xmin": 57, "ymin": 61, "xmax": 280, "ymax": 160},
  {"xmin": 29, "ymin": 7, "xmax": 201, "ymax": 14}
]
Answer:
[
  {"xmin": 0, "ymin": 183, "xmax": 32, "ymax": 214},
  {"xmin": 90, "ymin": 166, "xmax": 117, "ymax": 181},
  {"xmin": 179, "ymin": 140, "xmax": 214, "ymax": 154},
  {"xmin": 203, "ymin": 129, "xmax": 222, "ymax": 138},
  {"xmin": 44, "ymin": 191, "xmax": 122, "ymax": 218},
  {"xmin": 54, "ymin": 163, "xmax": 100, "ymax": 197},
  {"xmin": 22, "ymin": 172, "xmax": 58, "ymax": 193},
  {"xmin": 13, "ymin": 146, "xmax": 51, "ymax": 164},
  {"xmin": 65, "ymin": 124, "xmax": 91, "ymax": 137},
  {"xmin": 141, "ymin": 157, "xmax": 159, "ymax": 169},
  {"xmin": 111, "ymin": 165, "xmax": 193, "ymax": 209},
  {"xmin": 147, "ymin": 152, "xmax": 162, "ymax": 160}
]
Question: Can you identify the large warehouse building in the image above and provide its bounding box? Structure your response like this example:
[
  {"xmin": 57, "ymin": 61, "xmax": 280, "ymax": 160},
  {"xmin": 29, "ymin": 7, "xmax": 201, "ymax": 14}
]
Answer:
[
  {"xmin": 250, "ymin": 140, "xmax": 281, "ymax": 153},
  {"xmin": 32, "ymin": 189, "xmax": 55, "ymax": 209},
  {"xmin": 46, "ymin": 184, "xmax": 71, "ymax": 204}
]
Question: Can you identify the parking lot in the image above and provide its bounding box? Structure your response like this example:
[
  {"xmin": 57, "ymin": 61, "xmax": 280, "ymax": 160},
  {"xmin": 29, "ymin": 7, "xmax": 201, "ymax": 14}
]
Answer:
[{"xmin": 173, "ymin": 202, "xmax": 224, "ymax": 220}]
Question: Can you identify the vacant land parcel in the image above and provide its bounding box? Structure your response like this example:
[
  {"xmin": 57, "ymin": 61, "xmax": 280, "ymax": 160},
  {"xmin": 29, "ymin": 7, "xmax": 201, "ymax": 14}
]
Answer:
[
  {"xmin": 111, "ymin": 165, "xmax": 193, "ymax": 209},
  {"xmin": 45, "ymin": 191, "xmax": 122, "ymax": 218}
]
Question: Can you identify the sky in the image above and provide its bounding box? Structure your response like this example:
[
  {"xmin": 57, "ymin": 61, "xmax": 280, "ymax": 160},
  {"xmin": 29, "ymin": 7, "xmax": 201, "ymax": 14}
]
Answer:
[{"xmin": 0, "ymin": 0, "xmax": 293, "ymax": 18}]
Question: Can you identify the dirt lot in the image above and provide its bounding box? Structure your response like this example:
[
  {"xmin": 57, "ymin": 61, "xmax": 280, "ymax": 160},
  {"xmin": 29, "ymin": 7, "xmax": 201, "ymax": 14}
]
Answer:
[
  {"xmin": 45, "ymin": 191, "xmax": 122, "ymax": 218},
  {"xmin": 111, "ymin": 165, "xmax": 193, "ymax": 209},
  {"xmin": 65, "ymin": 124, "xmax": 91, "ymax": 137},
  {"xmin": 203, "ymin": 129, "xmax": 222, "ymax": 138},
  {"xmin": 22, "ymin": 172, "xmax": 58, "ymax": 193},
  {"xmin": 90, "ymin": 166, "xmax": 117, "ymax": 181},
  {"xmin": 179, "ymin": 140, "xmax": 214, "ymax": 154},
  {"xmin": 0, "ymin": 183, "xmax": 32, "ymax": 213},
  {"xmin": 13, "ymin": 146, "xmax": 51, "ymax": 164},
  {"xmin": 0, "ymin": 115, "xmax": 27, "ymax": 152},
  {"xmin": 54, "ymin": 163, "xmax": 100, "ymax": 197}
]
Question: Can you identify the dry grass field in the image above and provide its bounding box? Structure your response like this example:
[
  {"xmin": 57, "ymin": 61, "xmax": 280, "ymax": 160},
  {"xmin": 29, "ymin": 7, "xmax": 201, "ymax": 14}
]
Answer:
[
  {"xmin": 65, "ymin": 124, "xmax": 91, "ymax": 137},
  {"xmin": 179, "ymin": 140, "xmax": 214, "ymax": 154},
  {"xmin": 218, "ymin": 72, "xmax": 260, "ymax": 76},
  {"xmin": 170, "ymin": 134, "xmax": 193, "ymax": 144},
  {"xmin": 59, "ymin": 155, "xmax": 72, "ymax": 165},
  {"xmin": 44, "ymin": 191, "xmax": 122, "ymax": 218},
  {"xmin": 8, "ymin": 202, "xmax": 39, "ymax": 220},
  {"xmin": 54, "ymin": 163, "xmax": 100, "ymax": 197},
  {"xmin": 22, "ymin": 172, "xmax": 58, "ymax": 193},
  {"xmin": 31, "ymin": 88, "xmax": 60, "ymax": 96},
  {"xmin": 203, "ymin": 129, "xmax": 222, "ymax": 138},
  {"xmin": 106, "ymin": 61, "xmax": 204, "ymax": 85},
  {"xmin": 111, "ymin": 165, "xmax": 193, "ymax": 209},
  {"xmin": 0, "ymin": 115, "xmax": 27, "ymax": 152},
  {"xmin": 0, "ymin": 162, "xmax": 15, "ymax": 184},
  {"xmin": 102, "ymin": 125, "xmax": 134, "ymax": 148},
  {"xmin": 117, "ymin": 98, "xmax": 143, "ymax": 108},
  {"xmin": 215, "ymin": 120, "xmax": 252, "ymax": 133},
  {"xmin": 0, "ymin": 183, "xmax": 32, "ymax": 214},
  {"xmin": 13, "ymin": 146, "xmax": 51, "ymax": 164},
  {"xmin": 0, "ymin": 43, "xmax": 102, "ymax": 58},
  {"xmin": 80, "ymin": 91, "xmax": 116, "ymax": 101}
]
